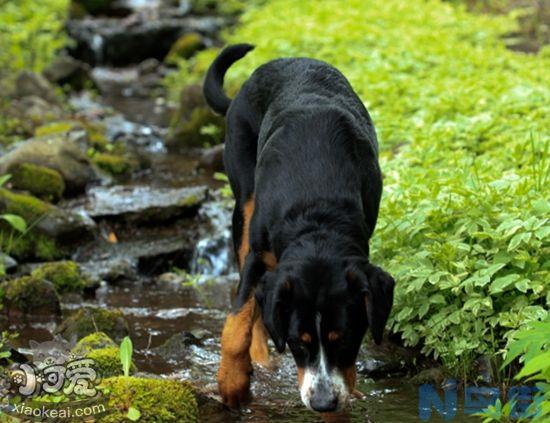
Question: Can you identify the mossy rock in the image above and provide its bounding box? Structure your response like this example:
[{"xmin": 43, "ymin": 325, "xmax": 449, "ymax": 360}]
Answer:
[
  {"xmin": 168, "ymin": 107, "xmax": 225, "ymax": 148},
  {"xmin": 55, "ymin": 307, "xmax": 129, "ymax": 342},
  {"xmin": 72, "ymin": 331, "xmax": 117, "ymax": 355},
  {"xmin": 0, "ymin": 187, "xmax": 52, "ymax": 223},
  {"xmin": 34, "ymin": 121, "xmax": 83, "ymax": 138},
  {"xmin": 166, "ymin": 33, "xmax": 204, "ymax": 63},
  {"xmin": 87, "ymin": 347, "xmax": 137, "ymax": 377},
  {"xmin": 5, "ymin": 232, "xmax": 60, "ymax": 262},
  {"xmin": 92, "ymin": 153, "xmax": 136, "ymax": 176},
  {"xmin": 9, "ymin": 163, "xmax": 66, "ymax": 202},
  {"xmin": 0, "ymin": 276, "xmax": 61, "ymax": 316},
  {"xmin": 99, "ymin": 377, "xmax": 198, "ymax": 422},
  {"xmin": 31, "ymin": 261, "xmax": 86, "ymax": 294}
]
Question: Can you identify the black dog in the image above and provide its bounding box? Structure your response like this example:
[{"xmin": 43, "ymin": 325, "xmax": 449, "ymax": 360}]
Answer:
[{"xmin": 204, "ymin": 44, "xmax": 395, "ymax": 412}]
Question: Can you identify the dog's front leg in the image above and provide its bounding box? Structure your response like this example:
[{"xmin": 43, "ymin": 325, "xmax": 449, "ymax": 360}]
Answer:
[
  {"xmin": 218, "ymin": 295, "xmax": 256, "ymax": 408},
  {"xmin": 218, "ymin": 253, "xmax": 265, "ymax": 408}
]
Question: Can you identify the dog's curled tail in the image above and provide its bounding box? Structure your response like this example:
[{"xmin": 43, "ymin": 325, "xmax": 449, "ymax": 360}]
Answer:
[{"xmin": 203, "ymin": 43, "xmax": 254, "ymax": 116}]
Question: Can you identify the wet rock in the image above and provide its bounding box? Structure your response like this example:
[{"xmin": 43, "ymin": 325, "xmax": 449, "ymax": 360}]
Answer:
[
  {"xmin": 197, "ymin": 144, "xmax": 224, "ymax": 172},
  {"xmin": 0, "ymin": 133, "xmax": 99, "ymax": 195},
  {"xmin": 67, "ymin": 14, "xmax": 225, "ymax": 66},
  {"xmin": 410, "ymin": 367, "xmax": 446, "ymax": 385},
  {"xmin": 9, "ymin": 163, "xmax": 66, "ymax": 203},
  {"xmin": 357, "ymin": 341, "xmax": 418, "ymax": 378},
  {"xmin": 6, "ymin": 96, "xmax": 64, "ymax": 137},
  {"xmin": 43, "ymin": 56, "xmax": 93, "ymax": 91},
  {"xmin": 91, "ymin": 152, "xmax": 139, "ymax": 177},
  {"xmin": 98, "ymin": 377, "xmax": 198, "ymax": 422},
  {"xmin": 75, "ymin": 185, "xmax": 207, "ymax": 222},
  {"xmin": 0, "ymin": 254, "xmax": 17, "ymax": 273},
  {"xmin": 167, "ymin": 84, "xmax": 224, "ymax": 150},
  {"xmin": 153, "ymin": 331, "xmax": 201, "ymax": 361},
  {"xmin": 55, "ymin": 307, "xmax": 129, "ymax": 341},
  {"xmin": 137, "ymin": 58, "xmax": 161, "ymax": 75},
  {"xmin": 0, "ymin": 276, "xmax": 61, "ymax": 317},
  {"xmin": 31, "ymin": 261, "xmax": 87, "ymax": 294},
  {"xmin": 80, "ymin": 257, "xmax": 138, "ymax": 284}
]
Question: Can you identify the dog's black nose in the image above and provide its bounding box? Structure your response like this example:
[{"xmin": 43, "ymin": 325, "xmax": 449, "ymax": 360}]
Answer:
[{"xmin": 310, "ymin": 391, "xmax": 338, "ymax": 412}]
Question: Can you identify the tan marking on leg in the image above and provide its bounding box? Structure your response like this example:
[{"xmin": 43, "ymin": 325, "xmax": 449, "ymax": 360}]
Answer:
[
  {"xmin": 342, "ymin": 366, "xmax": 356, "ymax": 391},
  {"xmin": 249, "ymin": 309, "xmax": 270, "ymax": 367},
  {"xmin": 218, "ymin": 296, "xmax": 255, "ymax": 408},
  {"xmin": 238, "ymin": 197, "xmax": 255, "ymax": 270}
]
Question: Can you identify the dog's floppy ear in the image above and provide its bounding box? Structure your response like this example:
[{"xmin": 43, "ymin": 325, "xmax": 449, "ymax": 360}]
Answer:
[
  {"xmin": 255, "ymin": 270, "xmax": 292, "ymax": 353},
  {"xmin": 347, "ymin": 262, "xmax": 395, "ymax": 344}
]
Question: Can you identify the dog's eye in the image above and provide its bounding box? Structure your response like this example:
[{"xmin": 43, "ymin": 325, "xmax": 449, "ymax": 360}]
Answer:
[{"xmin": 327, "ymin": 331, "xmax": 341, "ymax": 342}]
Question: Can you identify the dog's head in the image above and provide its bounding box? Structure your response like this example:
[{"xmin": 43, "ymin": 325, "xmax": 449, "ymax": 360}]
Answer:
[{"xmin": 255, "ymin": 258, "xmax": 394, "ymax": 412}]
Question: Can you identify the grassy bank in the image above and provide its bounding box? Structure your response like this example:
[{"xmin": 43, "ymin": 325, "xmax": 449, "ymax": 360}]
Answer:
[{"xmin": 170, "ymin": 0, "xmax": 549, "ymax": 380}]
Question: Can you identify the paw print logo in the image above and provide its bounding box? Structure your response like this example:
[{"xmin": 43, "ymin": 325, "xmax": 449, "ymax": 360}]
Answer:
[{"xmin": 10, "ymin": 370, "xmax": 25, "ymax": 386}]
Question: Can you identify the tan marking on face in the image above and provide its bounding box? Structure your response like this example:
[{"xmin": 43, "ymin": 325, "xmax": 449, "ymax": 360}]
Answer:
[
  {"xmin": 297, "ymin": 367, "xmax": 304, "ymax": 388},
  {"xmin": 328, "ymin": 331, "xmax": 340, "ymax": 342},
  {"xmin": 261, "ymin": 251, "xmax": 277, "ymax": 271},
  {"xmin": 300, "ymin": 332, "xmax": 312, "ymax": 343}
]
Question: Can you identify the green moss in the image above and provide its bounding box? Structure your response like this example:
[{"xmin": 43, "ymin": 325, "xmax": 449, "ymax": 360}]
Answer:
[
  {"xmin": 34, "ymin": 121, "xmax": 80, "ymax": 138},
  {"xmin": 4, "ymin": 231, "xmax": 61, "ymax": 261},
  {"xmin": 99, "ymin": 377, "xmax": 197, "ymax": 423},
  {"xmin": 1, "ymin": 275, "xmax": 60, "ymax": 314},
  {"xmin": 0, "ymin": 188, "xmax": 52, "ymax": 223},
  {"xmin": 9, "ymin": 163, "xmax": 65, "ymax": 202},
  {"xmin": 31, "ymin": 261, "xmax": 86, "ymax": 294},
  {"xmin": 169, "ymin": 107, "xmax": 225, "ymax": 147},
  {"xmin": 92, "ymin": 153, "xmax": 134, "ymax": 176},
  {"xmin": 56, "ymin": 307, "xmax": 129, "ymax": 341},
  {"xmin": 73, "ymin": 331, "xmax": 117, "ymax": 355},
  {"xmin": 87, "ymin": 347, "xmax": 136, "ymax": 377},
  {"xmin": 166, "ymin": 33, "xmax": 204, "ymax": 63}
]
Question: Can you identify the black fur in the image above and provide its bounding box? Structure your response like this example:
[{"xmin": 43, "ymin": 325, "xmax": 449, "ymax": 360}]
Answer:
[{"xmin": 204, "ymin": 44, "xmax": 395, "ymax": 374}]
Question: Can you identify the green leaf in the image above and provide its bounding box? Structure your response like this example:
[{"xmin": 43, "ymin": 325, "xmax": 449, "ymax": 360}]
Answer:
[
  {"xmin": 120, "ymin": 336, "xmax": 133, "ymax": 377},
  {"xmin": 0, "ymin": 175, "xmax": 11, "ymax": 187},
  {"xmin": 489, "ymin": 274, "xmax": 520, "ymax": 294},
  {"xmin": 516, "ymin": 351, "xmax": 550, "ymax": 379},
  {"xmin": 127, "ymin": 406, "xmax": 141, "ymax": 421},
  {"xmin": 0, "ymin": 214, "xmax": 27, "ymax": 233}
]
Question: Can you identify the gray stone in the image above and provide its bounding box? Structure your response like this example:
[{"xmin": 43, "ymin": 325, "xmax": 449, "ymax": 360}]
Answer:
[
  {"xmin": 15, "ymin": 72, "xmax": 60, "ymax": 105},
  {"xmin": 0, "ymin": 134, "xmax": 99, "ymax": 194},
  {"xmin": 74, "ymin": 185, "xmax": 208, "ymax": 222},
  {"xmin": 43, "ymin": 56, "xmax": 93, "ymax": 91}
]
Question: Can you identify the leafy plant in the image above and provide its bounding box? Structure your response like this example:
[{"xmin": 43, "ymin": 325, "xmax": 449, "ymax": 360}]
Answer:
[
  {"xmin": 477, "ymin": 320, "xmax": 550, "ymax": 422},
  {"xmin": 119, "ymin": 336, "xmax": 133, "ymax": 378},
  {"xmin": 168, "ymin": 0, "xmax": 550, "ymax": 379}
]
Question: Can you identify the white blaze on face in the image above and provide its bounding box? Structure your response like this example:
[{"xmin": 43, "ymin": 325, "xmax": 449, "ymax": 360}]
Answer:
[{"xmin": 299, "ymin": 314, "xmax": 349, "ymax": 411}]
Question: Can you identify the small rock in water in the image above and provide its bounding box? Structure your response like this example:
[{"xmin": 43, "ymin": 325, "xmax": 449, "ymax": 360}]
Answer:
[
  {"xmin": 43, "ymin": 55, "xmax": 94, "ymax": 91},
  {"xmin": 153, "ymin": 331, "xmax": 202, "ymax": 361}
]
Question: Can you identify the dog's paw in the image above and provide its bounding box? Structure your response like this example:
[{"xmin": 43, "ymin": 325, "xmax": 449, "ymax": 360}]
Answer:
[{"xmin": 218, "ymin": 366, "xmax": 252, "ymax": 409}]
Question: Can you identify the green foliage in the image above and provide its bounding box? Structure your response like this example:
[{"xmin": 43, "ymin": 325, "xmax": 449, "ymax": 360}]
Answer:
[
  {"xmin": 0, "ymin": 0, "xmax": 70, "ymax": 76},
  {"xmin": 119, "ymin": 336, "xmax": 133, "ymax": 378},
  {"xmin": 173, "ymin": 0, "xmax": 550, "ymax": 376},
  {"xmin": 477, "ymin": 320, "xmax": 550, "ymax": 422}
]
